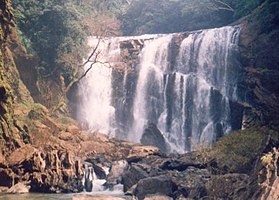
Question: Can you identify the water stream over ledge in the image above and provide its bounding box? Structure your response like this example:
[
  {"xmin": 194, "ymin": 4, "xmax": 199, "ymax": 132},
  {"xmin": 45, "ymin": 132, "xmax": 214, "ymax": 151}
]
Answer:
[{"xmin": 78, "ymin": 26, "xmax": 243, "ymax": 153}]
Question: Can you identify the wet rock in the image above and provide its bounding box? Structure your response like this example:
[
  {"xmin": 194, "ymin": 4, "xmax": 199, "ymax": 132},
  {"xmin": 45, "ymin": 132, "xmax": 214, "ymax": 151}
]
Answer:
[
  {"xmin": 84, "ymin": 156, "xmax": 109, "ymax": 179},
  {"xmin": 83, "ymin": 162, "xmax": 93, "ymax": 192},
  {"xmin": 84, "ymin": 179, "xmax": 93, "ymax": 193},
  {"xmin": 7, "ymin": 182, "xmax": 30, "ymax": 193},
  {"xmin": 134, "ymin": 175, "xmax": 175, "ymax": 200},
  {"xmin": 141, "ymin": 122, "xmax": 168, "ymax": 153},
  {"xmin": 172, "ymin": 167, "xmax": 209, "ymax": 199},
  {"xmin": 105, "ymin": 160, "xmax": 128, "ymax": 189},
  {"xmin": 122, "ymin": 164, "xmax": 149, "ymax": 192},
  {"xmin": 93, "ymin": 163, "xmax": 107, "ymax": 179}
]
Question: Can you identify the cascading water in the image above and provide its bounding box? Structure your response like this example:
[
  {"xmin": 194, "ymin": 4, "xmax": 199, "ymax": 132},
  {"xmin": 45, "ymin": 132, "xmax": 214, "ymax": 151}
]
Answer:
[
  {"xmin": 78, "ymin": 37, "xmax": 116, "ymax": 136},
  {"xmin": 78, "ymin": 26, "xmax": 242, "ymax": 153}
]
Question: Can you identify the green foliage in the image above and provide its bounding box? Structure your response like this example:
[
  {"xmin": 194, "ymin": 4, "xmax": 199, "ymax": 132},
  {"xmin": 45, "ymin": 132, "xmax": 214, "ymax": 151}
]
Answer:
[
  {"xmin": 12, "ymin": 0, "xmax": 129, "ymax": 85},
  {"xmin": 120, "ymin": 0, "xmax": 269, "ymax": 35},
  {"xmin": 13, "ymin": 1, "xmax": 86, "ymax": 81},
  {"xmin": 209, "ymin": 127, "xmax": 276, "ymax": 173},
  {"xmin": 121, "ymin": 0, "xmax": 234, "ymax": 35}
]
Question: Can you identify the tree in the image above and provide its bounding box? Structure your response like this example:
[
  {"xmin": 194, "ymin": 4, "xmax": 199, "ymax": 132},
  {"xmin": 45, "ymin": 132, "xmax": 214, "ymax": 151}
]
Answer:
[
  {"xmin": 53, "ymin": 14, "xmax": 123, "ymax": 113},
  {"xmin": 12, "ymin": 0, "xmax": 127, "ymax": 113}
]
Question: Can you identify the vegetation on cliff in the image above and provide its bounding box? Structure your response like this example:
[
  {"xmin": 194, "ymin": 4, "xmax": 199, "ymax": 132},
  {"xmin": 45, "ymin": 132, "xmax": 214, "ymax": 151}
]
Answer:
[
  {"xmin": 11, "ymin": 0, "xmax": 124, "ymax": 113},
  {"xmin": 12, "ymin": 0, "xmax": 125, "ymax": 82}
]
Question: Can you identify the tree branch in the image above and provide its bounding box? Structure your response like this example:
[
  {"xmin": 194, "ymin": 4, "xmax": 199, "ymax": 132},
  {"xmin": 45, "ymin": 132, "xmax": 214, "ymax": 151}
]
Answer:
[{"xmin": 81, "ymin": 37, "xmax": 102, "ymax": 67}]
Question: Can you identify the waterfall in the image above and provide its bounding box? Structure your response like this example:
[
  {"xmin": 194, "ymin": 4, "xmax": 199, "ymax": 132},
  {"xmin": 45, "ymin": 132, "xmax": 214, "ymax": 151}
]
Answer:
[
  {"xmin": 78, "ymin": 37, "xmax": 116, "ymax": 136},
  {"xmin": 78, "ymin": 26, "xmax": 242, "ymax": 153}
]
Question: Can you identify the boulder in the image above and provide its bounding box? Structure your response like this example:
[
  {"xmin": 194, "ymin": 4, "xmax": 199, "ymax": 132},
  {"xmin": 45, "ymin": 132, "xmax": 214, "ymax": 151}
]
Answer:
[
  {"xmin": 140, "ymin": 122, "xmax": 167, "ymax": 153},
  {"xmin": 84, "ymin": 156, "xmax": 109, "ymax": 179},
  {"xmin": 172, "ymin": 167, "xmax": 209, "ymax": 199},
  {"xmin": 93, "ymin": 163, "xmax": 107, "ymax": 179},
  {"xmin": 84, "ymin": 179, "xmax": 93, "ymax": 193},
  {"xmin": 160, "ymin": 153, "xmax": 206, "ymax": 171},
  {"xmin": 134, "ymin": 175, "xmax": 175, "ymax": 200},
  {"xmin": 7, "ymin": 182, "xmax": 30, "ymax": 194},
  {"xmin": 122, "ymin": 164, "xmax": 149, "ymax": 192},
  {"xmin": 105, "ymin": 160, "xmax": 128, "ymax": 188}
]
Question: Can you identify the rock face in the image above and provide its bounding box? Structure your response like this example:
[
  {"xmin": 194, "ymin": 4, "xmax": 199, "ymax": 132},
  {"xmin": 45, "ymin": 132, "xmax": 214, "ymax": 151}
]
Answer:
[{"xmin": 238, "ymin": 0, "xmax": 279, "ymax": 128}]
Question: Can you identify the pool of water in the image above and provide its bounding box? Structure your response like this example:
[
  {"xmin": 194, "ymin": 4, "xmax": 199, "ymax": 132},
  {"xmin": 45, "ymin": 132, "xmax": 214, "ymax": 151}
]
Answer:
[
  {"xmin": 0, "ymin": 193, "xmax": 73, "ymax": 200},
  {"xmin": 0, "ymin": 190, "xmax": 127, "ymax": 200}
]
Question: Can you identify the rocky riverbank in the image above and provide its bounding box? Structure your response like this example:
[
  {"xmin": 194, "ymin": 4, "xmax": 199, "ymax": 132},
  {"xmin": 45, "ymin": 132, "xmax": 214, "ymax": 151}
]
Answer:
[{"xmin": 1, "ymin": 113, "xmax": 278, "ymax": 200}]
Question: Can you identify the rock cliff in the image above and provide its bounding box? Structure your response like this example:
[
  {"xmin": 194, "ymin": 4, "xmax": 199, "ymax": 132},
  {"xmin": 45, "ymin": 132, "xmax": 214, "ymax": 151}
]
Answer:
[{"xmin": 238, "ymin": 0, "xmax": 279, "ymax": 128}]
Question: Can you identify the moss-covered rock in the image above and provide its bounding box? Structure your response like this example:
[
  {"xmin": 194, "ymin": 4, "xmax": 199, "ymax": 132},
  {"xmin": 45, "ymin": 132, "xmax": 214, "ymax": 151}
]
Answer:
[{"xmin": 209, "ymin": 127, "xmax": 279, "ymax": 174}]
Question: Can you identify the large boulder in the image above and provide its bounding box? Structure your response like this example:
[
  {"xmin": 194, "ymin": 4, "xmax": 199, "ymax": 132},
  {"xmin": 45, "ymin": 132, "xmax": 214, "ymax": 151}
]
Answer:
[
  {"xmin": 140, "ymin": 122, "xmax": 167, "ymax": 153},
  {"xmin": 122, "ymin": 164, "xmax": 149, "ymax": 192},
  {"xmin": 172, "ymin": 167, "xmax": 209, "ymax": 199},
  {"xmin": 105, "ymin": 160, "xmax": 128, "ymax": 189},
  {"xmin": 134, "ymin": 175, "xmax": 175, "ymax": 200}
]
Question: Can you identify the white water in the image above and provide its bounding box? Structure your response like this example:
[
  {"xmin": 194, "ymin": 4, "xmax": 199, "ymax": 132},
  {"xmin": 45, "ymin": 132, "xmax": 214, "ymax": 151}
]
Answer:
[
  {"xmin": 78, "ymin": 26, "xmax": 241, "ymax": 153},
  {"xmin": 78, "ymin": 38, "xmax": 115, "ymax": 136},
  {"xmin": 82, "ymin": 163, "xmax": 124, "ymax": 195}
]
